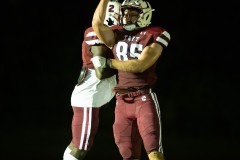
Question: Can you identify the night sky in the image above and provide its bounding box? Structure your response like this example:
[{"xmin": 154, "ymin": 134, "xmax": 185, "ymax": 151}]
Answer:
[{"xmin": 2, "ymin": 0, "xmax": 240, "ymax": 159}]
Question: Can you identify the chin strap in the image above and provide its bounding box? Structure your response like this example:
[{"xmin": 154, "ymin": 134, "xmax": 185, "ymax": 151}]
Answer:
[{"xmin": 123, "ymin": 24, "xmax": 137, "ymax": 31}]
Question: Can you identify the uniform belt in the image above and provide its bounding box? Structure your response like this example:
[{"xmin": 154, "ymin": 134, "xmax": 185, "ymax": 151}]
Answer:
[
  {"xmin": 115, "ymin": 87, "xmax": 151, "ymax": 98},
  {"xmin": 114, "ymin": 87, "xmax": 149, "ymax": 94}
]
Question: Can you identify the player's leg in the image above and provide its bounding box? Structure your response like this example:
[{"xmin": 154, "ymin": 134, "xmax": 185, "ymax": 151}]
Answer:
[
  {"xmin": 63, "ymin": 106, "xmax": 100, "ymax": 160},
  {"xmin": 137, "ymin": 92, "xmax": 165, "ymax": 160},
  {"xmin": 131, "ymin": 120, "xmax": 142, "ymax": 160},
  {"xmin": 113, "ymin": 95, "xmax": 139, "ymax": 160}
]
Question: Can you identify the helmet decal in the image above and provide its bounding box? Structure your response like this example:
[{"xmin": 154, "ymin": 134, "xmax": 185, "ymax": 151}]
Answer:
[
  {"xmin": 104, "ymin": 1, "xmax": 121, "ymax": 26},
  {"xmin": 105, "ymin": 17, "xmax": 115, "ymax": 26}
]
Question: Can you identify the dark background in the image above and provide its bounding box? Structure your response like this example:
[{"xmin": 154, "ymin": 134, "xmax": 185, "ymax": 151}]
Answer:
[{"xmin": 2, "ymin": 0, "xmax": 239, "ymax": 159}]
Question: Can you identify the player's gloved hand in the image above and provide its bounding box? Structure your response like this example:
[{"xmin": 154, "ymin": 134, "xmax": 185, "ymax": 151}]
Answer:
[{"xmin": 91, "ymin": 56, "xmax": 112, "ymax": 68}]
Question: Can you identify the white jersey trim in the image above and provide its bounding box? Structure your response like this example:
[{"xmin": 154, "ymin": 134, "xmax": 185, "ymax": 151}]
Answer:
[
  {"xmin": 156, "ymin": 36, "xmax": 168, "ymax": 47},
  {"xmin": 85, "ymin": 39, "xmax": 103, "ymax": 45},
  {"xmin": 162, "ymin": 31, "xmax": 171, "ymax": 40}
]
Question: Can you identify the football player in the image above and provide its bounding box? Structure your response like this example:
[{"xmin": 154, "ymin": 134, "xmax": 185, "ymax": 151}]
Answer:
[
  {"xmin": 92, "ymin": 0, "xmax": 171, "ymax": 159},
  {"xmin": 63, "ymin": 1, "xmax": 122, "ymax": 160}
]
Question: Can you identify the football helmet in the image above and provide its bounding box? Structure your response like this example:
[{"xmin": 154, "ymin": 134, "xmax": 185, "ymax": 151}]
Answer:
[
  {"xmin": 120, "ymin": 0, "xmax": 155, "ymax": 31},
  {"xmin": 104, "ymin": 0, "xmax": 121, "ymax": 26}
]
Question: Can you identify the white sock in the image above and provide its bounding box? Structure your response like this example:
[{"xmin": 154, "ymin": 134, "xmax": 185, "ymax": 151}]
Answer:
[{"xmin": 63, "ymin": 147, "xmax": 78, "ymax": 160}]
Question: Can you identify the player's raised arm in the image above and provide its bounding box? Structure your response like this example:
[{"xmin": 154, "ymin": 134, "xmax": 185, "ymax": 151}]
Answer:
[{"xmin": 92, "ymin": 0, "xmax": 116, "ymax": 48}]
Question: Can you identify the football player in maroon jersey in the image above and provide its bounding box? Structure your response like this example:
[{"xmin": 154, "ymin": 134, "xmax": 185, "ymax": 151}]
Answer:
[
  {"xmin": 63, "ymin": 1, "xmax": 122, "ymax": 160},
  {"xmin": 92, "ymin": 0, "xmax": 171, "ymax": 159}
]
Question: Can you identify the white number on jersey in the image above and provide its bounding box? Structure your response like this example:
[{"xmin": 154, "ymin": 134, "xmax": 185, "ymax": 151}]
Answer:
[{"xmin": 115, "ymin": 42, "xmax": 143, "ymax": 61}]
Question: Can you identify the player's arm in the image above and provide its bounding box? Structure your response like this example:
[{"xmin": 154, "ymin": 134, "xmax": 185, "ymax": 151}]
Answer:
[
  {"xmin": 110, "ymin": 42, "xmax": 163, "ymax": 73},
  {"xmin": 91, "ymin": 45, "xmax": 117, "ymax": 79},
  {"xmin": 92, "ymin": 0, "xmax": 115, "ymax": 48}
]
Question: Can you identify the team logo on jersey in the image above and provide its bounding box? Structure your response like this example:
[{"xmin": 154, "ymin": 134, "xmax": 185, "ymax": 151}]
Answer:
[
  {"xmin": 124, "ymin": 35, "xmax": 140, "ymax": 42},
  {"xmin": 141, "ymin": 95, "xmax": 146, "ymax": 101}
]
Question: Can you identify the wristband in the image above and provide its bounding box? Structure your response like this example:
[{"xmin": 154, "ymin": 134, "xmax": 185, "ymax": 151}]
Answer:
[{"xmin": 106, "ymin": 59, "xmax": 112, "ymax": 68}]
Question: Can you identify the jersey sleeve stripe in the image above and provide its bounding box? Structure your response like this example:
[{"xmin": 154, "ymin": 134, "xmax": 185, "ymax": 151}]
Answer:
[
  {"xmin": 162, "ymin": 31, "xmax": 171, "ymax": 40},
  {"xmin": 85, "ymin": 39, "xmax": 104, "ymax": 45},
  {"xmin": 85, "ymin": 31, "xmax": 104, "ymax": 45},
  {"xmin": 156, "ymin": 31, "xmax": 171, "ymax": 47},
  {"xmin": 156, "ymin": 36, "xmax": 169, "ymax": 47},
  {"xmin": 86, "ymin": 31, "xmax": 97, "ymax": 37}
]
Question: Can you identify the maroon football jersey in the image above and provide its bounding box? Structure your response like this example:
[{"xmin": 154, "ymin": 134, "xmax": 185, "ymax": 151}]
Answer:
[
  {"xmin": 82, "ymin": 27, "xmax": 102, "ymax": 69},
  {"xmin": 112, "ymin": 26, "xmax": 171, "ymax": 87},
  {"xmin": 82, "ymin": 27, "xmax": 115, "ymax": 69}
]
